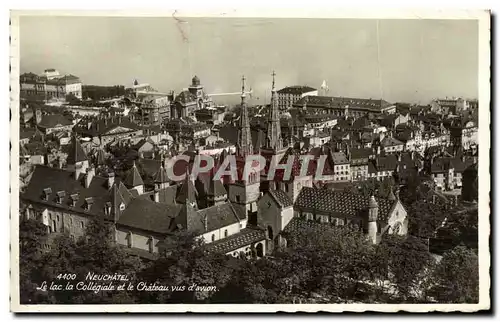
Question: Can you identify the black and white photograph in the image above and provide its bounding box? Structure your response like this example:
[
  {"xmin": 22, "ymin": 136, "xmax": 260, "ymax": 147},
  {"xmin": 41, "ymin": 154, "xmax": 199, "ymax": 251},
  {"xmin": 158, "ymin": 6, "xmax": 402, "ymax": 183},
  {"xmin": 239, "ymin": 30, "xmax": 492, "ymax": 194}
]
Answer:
[{"xmin": 9, "ymin": 9, "xmax": 490, "ymax": 312}]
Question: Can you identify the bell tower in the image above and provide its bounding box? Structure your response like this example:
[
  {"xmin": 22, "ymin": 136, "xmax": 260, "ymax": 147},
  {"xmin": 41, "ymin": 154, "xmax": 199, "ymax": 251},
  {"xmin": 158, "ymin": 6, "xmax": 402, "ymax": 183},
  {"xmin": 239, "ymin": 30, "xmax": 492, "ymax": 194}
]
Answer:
[{"xmin": 228, "ymin": 75, "xmax": 260, "ymax": 225}]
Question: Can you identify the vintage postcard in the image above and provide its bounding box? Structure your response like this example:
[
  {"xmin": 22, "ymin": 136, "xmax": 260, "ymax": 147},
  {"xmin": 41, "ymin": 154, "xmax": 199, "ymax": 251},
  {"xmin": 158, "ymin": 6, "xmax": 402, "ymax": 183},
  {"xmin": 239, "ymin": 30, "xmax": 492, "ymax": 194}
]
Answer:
[{"xmin": 10, "ymin": 9, "xmax": 490, "ymax": 313}]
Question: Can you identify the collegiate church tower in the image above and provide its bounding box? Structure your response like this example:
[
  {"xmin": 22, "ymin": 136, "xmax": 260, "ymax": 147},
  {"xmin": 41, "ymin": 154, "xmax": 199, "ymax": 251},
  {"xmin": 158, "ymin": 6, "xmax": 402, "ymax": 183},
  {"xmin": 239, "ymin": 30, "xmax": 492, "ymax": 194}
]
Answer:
[{"xmin": 228, "ymin": 76, "xmax": 261, "ymax": 225}]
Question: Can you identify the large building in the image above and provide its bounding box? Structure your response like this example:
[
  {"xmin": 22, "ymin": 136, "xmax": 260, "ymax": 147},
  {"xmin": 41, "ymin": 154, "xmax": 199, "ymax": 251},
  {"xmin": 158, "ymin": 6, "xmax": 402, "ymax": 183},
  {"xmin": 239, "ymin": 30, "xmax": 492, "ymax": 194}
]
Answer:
[
  {"xmin": 126, "ymin": 81, "xmax": 171, "ymax": 126},
  {"xmin": 20, "ymin": 69, "xmax": 82, "ymax": 101},
  {"xmin": 277, "ymin": 85, "xmax": 318, "ymax": 111},
  {"xmin": 170, "ymin": 76, "xmax": 214, "ymax": 118},
  {"xmin": 293, "ymin": 95, "xmax": 396, "ymax": 117}
]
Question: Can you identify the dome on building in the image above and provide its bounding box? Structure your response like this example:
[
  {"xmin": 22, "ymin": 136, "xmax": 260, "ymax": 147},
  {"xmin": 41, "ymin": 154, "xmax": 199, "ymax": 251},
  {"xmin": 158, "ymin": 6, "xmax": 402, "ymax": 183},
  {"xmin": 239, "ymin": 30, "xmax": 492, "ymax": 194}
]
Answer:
[{"xmin": 192, "ymin": 75, "xmax": 201, "ymax": 86}]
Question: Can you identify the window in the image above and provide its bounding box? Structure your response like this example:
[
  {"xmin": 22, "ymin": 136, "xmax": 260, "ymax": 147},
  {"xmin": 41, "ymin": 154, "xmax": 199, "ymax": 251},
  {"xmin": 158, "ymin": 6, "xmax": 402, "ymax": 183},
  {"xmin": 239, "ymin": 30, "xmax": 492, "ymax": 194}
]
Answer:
[
  {"xmin": 224, "ymin": 230, "xmax": 228, "ymax": 238},
  {"xmin": 80, "ymin": 221, "xmax": 84, "ymax": 229},
  {"xmin": 211, "ymin": 234, "xmax": 215, "ymax": 242},
  {"xmin": 236, "ymin": 195, "xmax": 241, "ymax": 203}
]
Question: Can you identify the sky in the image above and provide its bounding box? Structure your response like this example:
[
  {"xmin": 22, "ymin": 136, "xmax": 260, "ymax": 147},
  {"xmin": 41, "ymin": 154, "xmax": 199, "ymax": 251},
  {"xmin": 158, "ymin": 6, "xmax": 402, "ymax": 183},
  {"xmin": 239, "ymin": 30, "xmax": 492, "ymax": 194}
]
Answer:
[{"xmin": 19, "ymin": 16, "xmax": 479, "ymax": 105}]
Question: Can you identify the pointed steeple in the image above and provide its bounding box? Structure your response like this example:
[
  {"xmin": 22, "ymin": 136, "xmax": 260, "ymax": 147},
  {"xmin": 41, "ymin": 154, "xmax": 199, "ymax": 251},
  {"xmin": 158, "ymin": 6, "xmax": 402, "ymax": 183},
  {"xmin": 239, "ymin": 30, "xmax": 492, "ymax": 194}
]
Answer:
[
  {"xmin": 154, "ymin": 162, "xmax": 169, "ymax": 189},
  {"xmin": 176, "ymin": 166, "xmax": 198, "ymax": 208},
  {"xmin": 124, "ymin": 161, "xmax": 144, "ymax": 194},
  {"xmin": 266, "ymin": 71, "xmax": 283, "ymax": 151},
  {"xmin": 67, "ymin": 135, "xmax": 88, "ymax": 166},
  {"xmin": 237, "ymin": 75, "xmax": 253, "ymax": 158}
]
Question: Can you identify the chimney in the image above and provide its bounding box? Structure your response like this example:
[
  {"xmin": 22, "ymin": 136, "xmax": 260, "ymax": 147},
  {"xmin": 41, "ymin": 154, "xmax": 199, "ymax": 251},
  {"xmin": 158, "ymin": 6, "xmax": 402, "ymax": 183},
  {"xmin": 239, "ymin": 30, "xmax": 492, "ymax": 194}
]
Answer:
[
  {"xmin": 107, "ymin": 171, "xmax": 115, "ymax": 189},
  {"xmin": 85, "ymin": 167, "xmax": 95, "ymax": 188},
  {"xmin": 377, "ymin": 146, "xmax": 381, "ymax": 155}
]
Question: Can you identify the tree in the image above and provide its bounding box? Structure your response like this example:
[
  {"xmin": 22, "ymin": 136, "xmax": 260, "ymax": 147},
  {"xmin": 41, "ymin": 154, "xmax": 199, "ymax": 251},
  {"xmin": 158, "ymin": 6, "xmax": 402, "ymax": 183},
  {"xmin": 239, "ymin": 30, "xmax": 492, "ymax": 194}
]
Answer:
[
  {"xmin": 377, "ymin": 235, "xmax": 434, "ymax": 301},
  {"xmin": 27, "ymin": 218, "xmax": 143, "ymax": 304},
  {"xmin": 427, "ymin": 246, "xmax": 479, "ymax": 303},
  {"xmin": 19, "ymin": 219, "xmax": 50, "ymax": 304},
  {"xmin": 407, "ymin": 200, "xmax": 448, "ymax": 238},
  {"xmin": 136, "ymin": 231, "xmax": 237, "ymax": 303}
]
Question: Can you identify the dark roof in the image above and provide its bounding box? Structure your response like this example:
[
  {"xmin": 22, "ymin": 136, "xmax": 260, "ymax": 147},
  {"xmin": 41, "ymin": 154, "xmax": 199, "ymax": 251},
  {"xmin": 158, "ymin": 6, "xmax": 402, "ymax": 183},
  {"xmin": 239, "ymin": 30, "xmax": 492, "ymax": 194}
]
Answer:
[
  {"xmin": 294, "ymin": 96, "xmax": 392, "ymax": 111},
  {"xmin": 117, "ymin": 198, "xmax": 182, "ymax": 234},
  {"xmin": 37, "ymin": 114, "xmax": 73, "ymax": 129},
  {"xmin": 124, "ymin": 163, "xmax": 144, "ymax": 188},
  {"xmin": 20, "ymin": 128, "xmax": 36, "ymax": 140},
  {"xmin": 22, "ymin": 165, "xmax": 121, "ymax": 218},
  {"xmin": 176, "ymin": 176, "xmax": 198, "ymax": 205},
  {"xmin": 350, "ymin": 148, "xmax": 372, "ymax": 160},
  {"xmin": 73, "ymin": 116, "xmax": 140, "ymax": 137},
  {"xmin": 380, "ymin": 136, "xmax": 404, "ymax": 147},
  {"xmin": 154, "ymin": 165, "xmax": 169, "ymax": 184},
  {"xmin": 207, "ymin": 178, "xmax": 227, "ymax": 197},
  {"xmin": 66, "ymin": 136, "xmax": 88, "ymax": 165},
  {"xmin": 283, "ymin": 217, "xmax": 357, "ymax": 236},
  {"xmin": 137, "ymin": 185, "xmax": 178, "ymax": 205},
  {"xmin": 374, "ymin": 154, "xmax": 398, "ymax": 172},
  {"xmin": 196, "ymin": 202, "xmax": 241, "ymax": 232},
  {"xmin": 277, "ymin": 86, "xmax": 317, "ymax": 95},
  {"xmin": 204, "ymin": 227, "xmax": 266, "ymax": 254},
  {"xmin": 431, "ymin": 157, "xmax": 474, "ymax": 173},
  {"xmin": 174, "ymin": 90, "xmax": 197, "ymax": 105},
  {"xmin": 294, "ymin": 187, "xmax": 397, "ymax": 221},
  {"xmin": 269, "ymin": 189, "xmax": 293, "ymax": 208}
]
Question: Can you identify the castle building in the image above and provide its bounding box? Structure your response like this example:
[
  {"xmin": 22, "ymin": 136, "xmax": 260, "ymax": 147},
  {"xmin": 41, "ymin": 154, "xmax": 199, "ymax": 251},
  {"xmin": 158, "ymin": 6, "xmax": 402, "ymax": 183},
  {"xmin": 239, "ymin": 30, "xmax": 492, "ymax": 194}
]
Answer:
[
  {"xmin": 20, "ymin": 69, "xmax": 82, "ymax": 101},
  {"xmin": 171, "ymin": 76, "xmax": 214, "ymax": 118}
]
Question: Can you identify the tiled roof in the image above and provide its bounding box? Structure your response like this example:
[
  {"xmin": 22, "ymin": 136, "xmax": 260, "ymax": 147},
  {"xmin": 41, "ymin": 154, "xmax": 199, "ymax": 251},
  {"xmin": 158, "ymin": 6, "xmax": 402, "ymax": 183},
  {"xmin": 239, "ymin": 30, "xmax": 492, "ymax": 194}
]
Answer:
[
  {"xmin": 277, "ymin": 86, "xmax": 317, "ymax": 95},
  {"xmin": 20, "ymin": 128, "xmax": 36, "ymax": 140},
  {"xmin": 294, "ymin": 96, "xmax": 392, "ymax": 111},
  {"xmin": 124, "ymin": 163, "xmax": 144, "ymax": 188},
  {"xmin": 331, "ymin": 151, "xmax": 349, "ymax": 164},
  {"xmin": 269, "ymin": 189, "xmax": 293, "ymax": 208},
  {"xmin": 196, "ymin": 202, "xmax": 242, "ymax": 232},
  {"xmin": 283, "ymin": 217, "xmax": 356, "ymax": 236},
  {"xmin": 174, "ymin": 90, "xmax": 197, "ymax": 105},
  {"xmin": 350, "ymin": 148, "xmax": 372, "ymax": 160},
  {"xmin": 21, "ymin": 165, "xmax": 125, "ymax": 218},
  {"xmin": 137, "ymin": 185, "xmax": 178, "ymax": 205},
  {"xmin": 73, "ymin": 116, "xmax": 139, "ymax": 137},
  {"xmin": 65, "ymin": 136, "xmax": 88, "ymax": 165},
  {"xmin": 176, "ymin": 176, "xmax": 198, "ymax": 205},
  {"xmin": 204, "ymin": 227, "xmax": 266, "ymax": 254},
  {"xmin": 374, "ymin": 154, "xmax": 398, "ymax": 171},
  {"xmin": 380, "ymin": 137, "xmax": 404, "ymax": 147},
  {"xmin": 294, "ymin": 187, "xmax": 396, "ymax": 221},
  {"xmin": 154, "ymin": 165, "xmax": 169, "ymax": 184},
  {"xmin": 38, "ymin": 114, "xmax": 73, "ymax": 129},
  {"xmin": 117, "ymin": 199, "xmax": 182, "ymax": 234}
]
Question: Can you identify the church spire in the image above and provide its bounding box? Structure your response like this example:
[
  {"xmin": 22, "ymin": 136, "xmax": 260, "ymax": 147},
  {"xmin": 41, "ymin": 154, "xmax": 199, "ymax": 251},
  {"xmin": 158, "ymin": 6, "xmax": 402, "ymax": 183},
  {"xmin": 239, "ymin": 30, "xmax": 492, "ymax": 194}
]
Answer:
[
  {"xmin": 266, "ymin": 71, "xmax": 283, "ymax": 151},
  {"xmin": 237, "ymin": 75, "xmax": 253, "ymax": 158}
]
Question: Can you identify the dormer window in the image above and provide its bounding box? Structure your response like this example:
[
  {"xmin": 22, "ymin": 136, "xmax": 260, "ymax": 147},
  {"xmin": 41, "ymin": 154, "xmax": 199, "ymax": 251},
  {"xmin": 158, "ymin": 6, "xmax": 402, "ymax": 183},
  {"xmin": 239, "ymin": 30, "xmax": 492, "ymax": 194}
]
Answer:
[
  {"xmin": 119, "ymin": 202, "xmax": 125, "ymax": 211},
  {"xmin": 42, "ymin": 188, "xmax": 52, "ymax": 201},
  {"xmin": 84, "ymin": 197, "xmax": 94, "ymax": 211},
  {"xmin": 104, "ymin": 201, "xmax": 112, "ymax": 216},
  {"xmin": 70, "ymin": 193, "xmax": 79, "ymax": 207},
  {"xmin": 56, "ymin": 191, "xmax": 65, "ymax": 204}
]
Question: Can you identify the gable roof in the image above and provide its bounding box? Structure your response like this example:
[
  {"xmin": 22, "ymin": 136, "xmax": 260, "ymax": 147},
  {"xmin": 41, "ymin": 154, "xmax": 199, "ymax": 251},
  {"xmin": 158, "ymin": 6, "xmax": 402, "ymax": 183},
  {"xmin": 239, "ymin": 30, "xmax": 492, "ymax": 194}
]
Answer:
[
  {"xmin": 123, "ymin": 162, "xmax": 144, "ymax": 188},
  {"xmin": 196, "ymin": 202, "xmax": 241, "ymax": 233},
  {"xmin": 22, "ymin": 165, "xmax": 115, "ymax": 218},
  {"xmin": 269, "ymin": 189, "xmax": 293, "ymax": 208},
  {"xmin": 117, "ymin": 199, "xmax": 182, "ymax": 234},
  {"xmin": 277, "ymin": 85, "xmax": 317, "ymax": 95},
  {"xmin": 37, "ymin": 114, "xmax": 73, "ymax": 129},
  {"xmin": 65, "ymin": 136, "xmax": 88, "ymax": 165},
  {"xmin": 294, "ymin": 187, "xmax": 397, "ymax": 221},
  {"xmin": 205, "ymin": 227, "xmax": 266, "ymax": 254}
]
